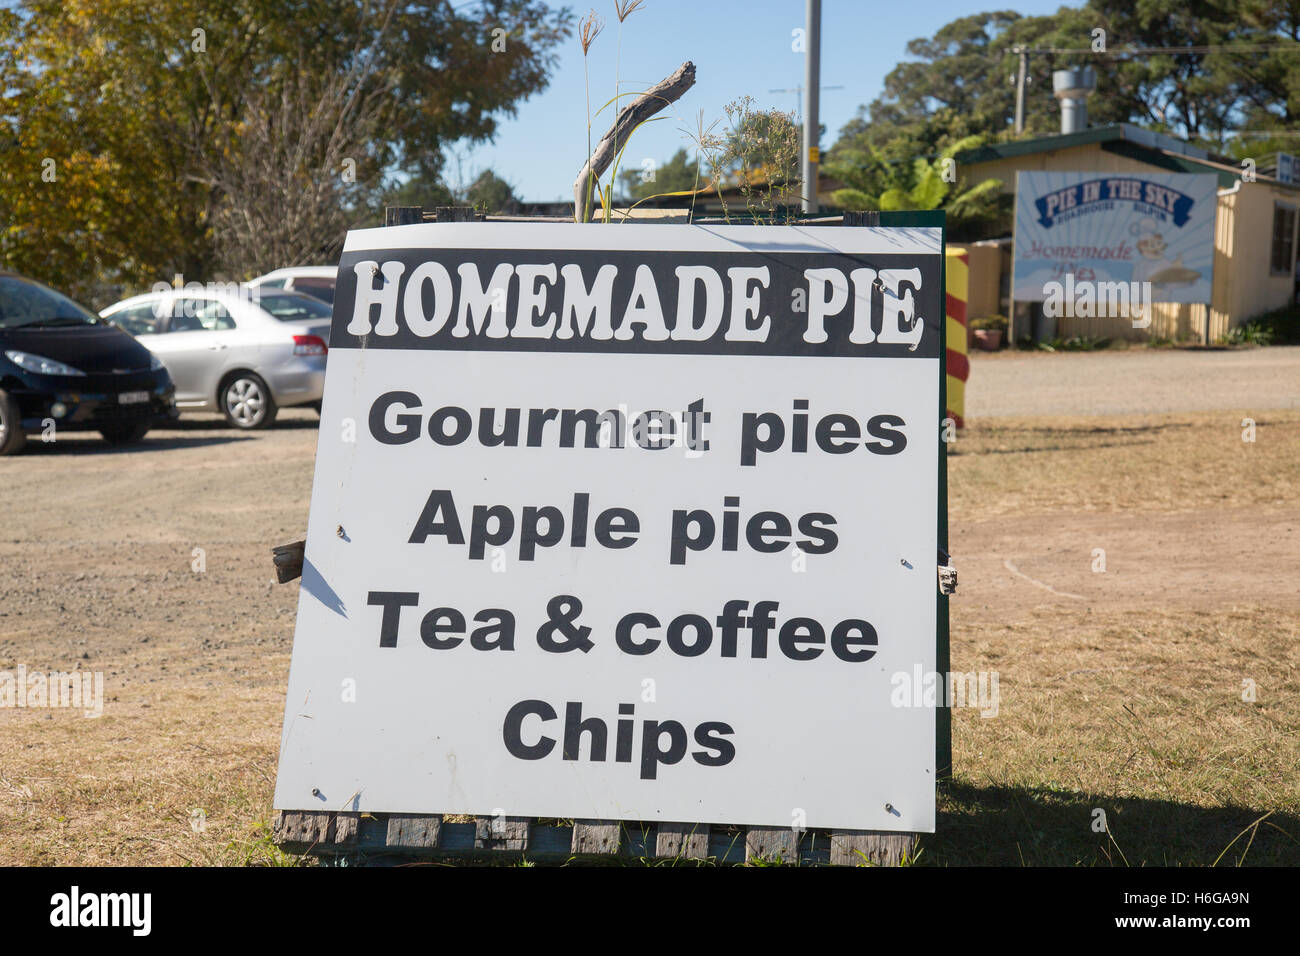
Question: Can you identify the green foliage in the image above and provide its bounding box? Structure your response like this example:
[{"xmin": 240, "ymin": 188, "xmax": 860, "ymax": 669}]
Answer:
[
  {"xmin": 222, "ymin": 822, "xmax": 311, "ymax": 868},
  {"xmin": 640, "ymin": 99, "xmax": 802, "ymax": 223},
  {"xmin": 1225, "ymin": 305, "xmax": 1300, "ymax": 345},
  {"xmin": 910, "ymin": 4, "xmax": 1291, "ymax": 144},
  {"xmin": 1092, "ymin": 0, "xmax": 1300, "ymax": 147},
  {"xmin": 372, "ymin": 166, "xmax": 520, "ymax": 222},
  {"xmin": 464, "ymin": 170, "xmax": 521, "ymax": 215},
  {"xmin": 826, "ymin": 135, "xmax": 1003, "ymax": 235},
  {"xmin": 377, "ymin": 176, "xmax": 457, "ymax": 221},
  {"xmin": 703, "ymin": 97, "xmax": 802, "ymax": 223},
  {"xmin": 970, "ymin": 314, "xmax": 1008, "ymax": 331},
  {"xmin": 0, "ymin": 0, "xmax": 570, "ymax": 304},
  {"xmin": 824, "ymin": 141, "xmax": 912, "ymax": 211},
  {"xmin": 1028, "ymin": 335, "xmax": 1112, "ymax": 352},
  {"xmin": 1220, "ymin": 322, "xmax": 1274, "ymax": 346},
  {"xmin": 828, "ymin": 1, "xmax": 1300, "ymax": 231},
  {"xmin": 617, "ymin": 147, "xmax": 700, "ymax": 203},
  {"xmin": 718, "ymin": 100, "xmax": 801, "ymax": 189}
]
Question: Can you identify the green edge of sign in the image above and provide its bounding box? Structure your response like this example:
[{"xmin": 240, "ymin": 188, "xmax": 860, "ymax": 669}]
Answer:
[{"xmin": 868, "ymin": 210, "xmax": 952, "ymax": 784}]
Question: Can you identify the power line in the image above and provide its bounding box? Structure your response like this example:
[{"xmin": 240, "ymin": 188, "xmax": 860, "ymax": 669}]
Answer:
[
  {"xmin": 767, "ymin": 83, "xmax": 844, "ymax": 121},
  {"xmin": 1008, "ymin": 43, "xmax": 1300, "ymax": 57},
  {"xmin": 1006, "ymin": 41, "xmax": 1300, "ymax": 134}
]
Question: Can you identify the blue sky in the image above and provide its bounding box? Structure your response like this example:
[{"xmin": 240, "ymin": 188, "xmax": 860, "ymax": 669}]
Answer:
[{"xmin": 457, "ymin": 0, "xmax": 1070, "ymax": 201}]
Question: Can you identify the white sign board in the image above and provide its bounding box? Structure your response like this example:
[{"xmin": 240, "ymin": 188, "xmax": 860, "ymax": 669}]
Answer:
[
  {"xmin": 1014, "ymin": 171, "xmax": 1218, "ymax": 305},
  {"xmin": 274, "ymin": 223, "xmax": 943, "ymax": 833}
]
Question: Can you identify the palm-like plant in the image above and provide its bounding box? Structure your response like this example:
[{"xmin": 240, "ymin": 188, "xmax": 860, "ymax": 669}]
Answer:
[{"xmin": 829, "ymin": 135, "xmax": 1002, "ymax": 229}]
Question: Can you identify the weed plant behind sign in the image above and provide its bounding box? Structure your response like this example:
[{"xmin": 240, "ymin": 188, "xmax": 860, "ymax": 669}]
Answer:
[{"xmin": 273, "ymin": 220, "xmax": 946, "ymax": 857}]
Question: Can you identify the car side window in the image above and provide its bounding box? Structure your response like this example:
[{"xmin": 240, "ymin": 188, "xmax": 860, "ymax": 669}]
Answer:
[
  {"xmin": 166, "ymin": 298, "xmax": 235, "ymax": 332},
  {"xmin": 167, "ymin": 300, "xmax": 206, "ymax": 333},
  {"xmin": 110, "ymin": 304, "xmax": 164, "ymax": 336},
  {"xmin": 290, "ymin": 277, "xmax": 335, "ymax": 304},
  {"xmin": 195, "ymin": 300, "xmax": 236, "ymax": 331}
]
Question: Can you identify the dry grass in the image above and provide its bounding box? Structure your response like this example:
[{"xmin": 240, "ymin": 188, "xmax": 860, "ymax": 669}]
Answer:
[
  {"xmin": 0, "ymin": 672, "xmax": 295, "ymax": 866},
  {"xmin": 0, "ymin": 408, "xmax": 1296, "ymax": 865},
  {"xmin": 942, "ymin": 605, "xmax": 1299, "ymax": 865},
  {"xmin": 950, "ymin": 409, "xmax": 1300, "ymax": 520},
  {"xmin": 937, "ymin": 409, "xmax": 1300, "ymax": 865}
]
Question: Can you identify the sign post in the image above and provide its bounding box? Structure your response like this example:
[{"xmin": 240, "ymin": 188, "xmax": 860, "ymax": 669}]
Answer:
[
  {"xmin": 274, "ymin": 220, "xmax": 947, "ymax": 862},
  {"xmin": 945, "ymin": 248, "xmax": 969, "ymax": 428}
]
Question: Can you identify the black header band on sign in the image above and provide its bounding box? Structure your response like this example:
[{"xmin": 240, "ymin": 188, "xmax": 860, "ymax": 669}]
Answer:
[{"xmin": 328, "ymin": 248, "xmax": 942, "ymax": 359}]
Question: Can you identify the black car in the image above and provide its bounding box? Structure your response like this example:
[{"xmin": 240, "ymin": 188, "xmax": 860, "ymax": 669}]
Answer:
[{"xmin": 0, "ymin": 272, "xmax": 178, "ymax": 455}]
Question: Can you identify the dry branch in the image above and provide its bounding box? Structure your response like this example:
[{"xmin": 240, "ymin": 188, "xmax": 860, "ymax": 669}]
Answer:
[{"xmin": 573, "ymin": 61, "xmax": 696, "ymax": 221}]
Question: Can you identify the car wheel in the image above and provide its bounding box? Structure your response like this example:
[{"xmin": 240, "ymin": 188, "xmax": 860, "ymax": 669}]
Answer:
[
  {"xmin": 220, "ymin": 372, "xmax": 277, "ymax": 429},
  {"xmin": 0, "ymin": 389, "xmax": 27, "ymax": 456},
  {"xmin": 100, "ymin": 423, "xmax": 150, "ymax": 445}
]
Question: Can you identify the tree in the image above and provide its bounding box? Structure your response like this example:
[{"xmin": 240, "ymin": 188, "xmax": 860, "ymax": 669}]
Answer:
[
  {"xmin": 825, "ymin": 2, "xmax": 1300, "ymax": 237},
  {"xmin": 0, "ymin": 0, "xmax": 570, "ymax": 304},
  {"xmin": 377, "ymin": 176, "xmax": 457, "ymax": 220},
  {"xmin": 1228, "ymin": 0, "xmax": 1300, "ymax": 137},
  {"xmin": 832, "ymin": 2, "xmax": 1300, "ymax": 159},
  {"xmin": 464, "ymin": 170, "xmax": 521, "ymax": 214},
  {"xmin": 834, "ymin": 7, "xmax": 1126, "ymax": 158},
  {"xmin": 823, "ymin": 142, "xmax": 912, "ymax": 213},
  {"xmin": 0, "ymin": 1, "xmax": 213, "ymax": 304},
  {"xmin": 193, "ymin": 9, "xmax": 400, "ymax": 277},
  {"xmin": 827, "ymin": 136, "xmax": 1004, "ymax": 237},
  {"xmin": 617, "ymin": 148, "xmax": 699, "ymax": 203}
]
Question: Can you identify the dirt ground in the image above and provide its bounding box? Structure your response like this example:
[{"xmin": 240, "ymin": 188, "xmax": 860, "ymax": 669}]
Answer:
[
  {"xmin": 1, "ymin": 347, "xmax": 1298, "ymax": 865},
  {"xmin": 967, "ymin": 344, "xmax": 1300, "ymax": 417}
]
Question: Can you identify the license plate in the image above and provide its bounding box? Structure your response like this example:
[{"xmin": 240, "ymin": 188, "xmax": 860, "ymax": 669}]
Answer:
[{"xmin": 118, "ymin": 391, "xmax": 150, "ymax": 405}]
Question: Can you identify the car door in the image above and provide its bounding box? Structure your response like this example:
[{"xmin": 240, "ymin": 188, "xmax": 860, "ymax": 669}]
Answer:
[
  {"xmin": 147, "ymin": 297, "xmax": 225, "ymax": 407},
  {"xmin": 199, "ymin": 297, "xmax": 266, "ymax": 395},
  {"xmin": 189, "ymin": 297, "xmax": 253, "ymax": 407}
]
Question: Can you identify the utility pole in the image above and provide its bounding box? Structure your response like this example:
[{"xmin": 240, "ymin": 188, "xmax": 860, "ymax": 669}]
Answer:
[
  {"xmin": 1013, "ymin": 46, "xmax": 1028, "ymax": 135},
  {"xmin": 802, "ymin": 0, "xmax": 821, "ymax": 214}
]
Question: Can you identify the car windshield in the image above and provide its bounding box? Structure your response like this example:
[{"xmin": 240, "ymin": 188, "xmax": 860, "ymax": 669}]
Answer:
[
  {"xmin": 255, "ymin": 291, "xmax": 334, "ymax": 321},
  {"xmin": 0, "ymin": 276, "xmax": 101, "ymax": 329}
]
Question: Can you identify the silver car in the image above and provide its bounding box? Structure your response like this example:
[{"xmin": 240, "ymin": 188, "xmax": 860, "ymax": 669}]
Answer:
[
  {"xmin": 247, "ymin": 266, "xmax": 338, "ymax": 305},
  {"xmin": 100, "ymin": 287, "xmax": 331, "ymax": 429}
]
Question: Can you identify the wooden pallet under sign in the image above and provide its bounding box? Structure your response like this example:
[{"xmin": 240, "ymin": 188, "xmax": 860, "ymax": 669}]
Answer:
[{"xmin": 273, "ymin": 810, "xmax": 917, "ymax": 866}]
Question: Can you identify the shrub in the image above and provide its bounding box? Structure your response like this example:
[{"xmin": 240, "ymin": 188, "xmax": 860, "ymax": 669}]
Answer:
[
  {"xmin": 1234, "ymin": 305, "xmax": 1300, "ymax": 345},
  {"xmin": 1219, "ymin": 321, "xmax": 1274, "ymax": 346},
  {"xmin": 1032, "ymin": 335, "xmax": 1111, "ymax": 352}
]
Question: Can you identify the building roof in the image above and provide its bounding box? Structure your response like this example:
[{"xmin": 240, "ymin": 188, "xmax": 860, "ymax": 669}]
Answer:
[
  {"xmin": 957, "ymin": 123, "xmax": 1300, "ymax": 192},
  {"xmin": 957, "ymin": 123, "xmax": 1204, "ymax": 162}
]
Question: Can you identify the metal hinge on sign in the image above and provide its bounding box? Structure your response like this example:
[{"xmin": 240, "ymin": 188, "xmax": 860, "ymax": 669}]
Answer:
[{"xmin": 272, "ymin": 540, "xmax": 306, "ymax": 583}]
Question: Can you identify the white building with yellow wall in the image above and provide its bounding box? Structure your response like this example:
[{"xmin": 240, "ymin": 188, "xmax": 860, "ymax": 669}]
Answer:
[{"xmin": 953, "ymin": 124, "xmax": 1299, "ymax": 342}]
